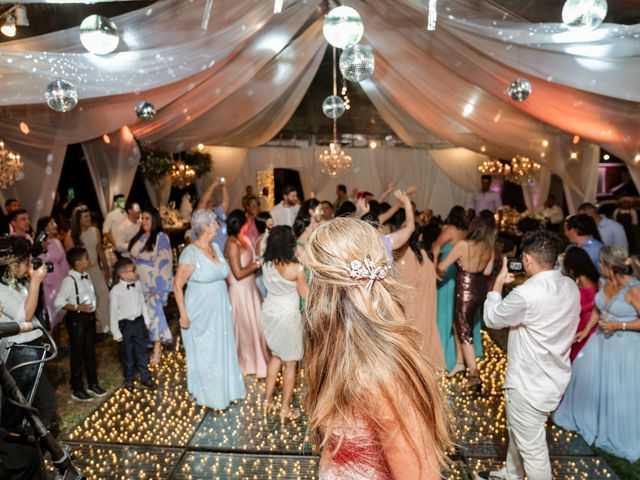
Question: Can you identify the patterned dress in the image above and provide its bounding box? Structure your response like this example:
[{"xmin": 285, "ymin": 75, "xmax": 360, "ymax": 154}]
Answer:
[{"xmin": 130, "ymin": 232, "xmax": 173, "ymax": 344}]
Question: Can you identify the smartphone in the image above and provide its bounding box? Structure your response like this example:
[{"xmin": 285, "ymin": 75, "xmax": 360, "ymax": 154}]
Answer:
[
  {"xmin": 507, "ymin": 258, "xmax": 524, "ymax": 273},
  {"xmin": 218, "ymin": 177, "xmax": 226, "ymax": 185},
  {"xmin": 68, "ymin": 187, "xmax": 75, "ymax": 200}
]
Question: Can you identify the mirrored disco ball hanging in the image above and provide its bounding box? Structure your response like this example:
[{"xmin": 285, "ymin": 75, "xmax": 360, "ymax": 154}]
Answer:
[
  {"xmin": 323, "ymin": 6, "xmax": 364, "ymax": 49},
  {"xmin": 339, "ymin": 44, "xmax": 375, "ymax": 83},
  {"xmin": 562, "ymin": 0, "xmax": 607, "ymax": 30},
  {"xmin": 80, "ymin": 15, "xmax": 119, "ymax": 55},
  {"xmin": 135, "ymin": 100, "xmax": 156, "ymax": 121},
  {"xmin": 507, "ymin": 78, "xmax": 532, "ymax": 102},
  {"xmin": 322, "ymin": 95, "xmax": 346, "ymax": 119},
  {"xmin": 44, "ymin": 80, "xmax": 78, "ymax": 112}
]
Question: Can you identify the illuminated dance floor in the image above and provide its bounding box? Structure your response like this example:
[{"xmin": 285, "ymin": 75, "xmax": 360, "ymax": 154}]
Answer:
[{"xmin": 62, "ymin": 334, "xmax": 618, "ymax": 479}]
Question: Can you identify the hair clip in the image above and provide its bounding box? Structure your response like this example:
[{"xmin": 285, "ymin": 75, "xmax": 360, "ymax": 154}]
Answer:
[{"xmin": 349, "ymin": 256, "xmax": 391, "ymax": 291}]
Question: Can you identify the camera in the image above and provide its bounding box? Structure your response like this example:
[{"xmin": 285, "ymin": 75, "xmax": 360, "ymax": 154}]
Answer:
[
  {"xmin": 507, "ymin": 257, "xmax": 524, "ymax": 273},
  {"xmin": 31, "ymin": 257, "xmax": 54, "ymax": 273}
]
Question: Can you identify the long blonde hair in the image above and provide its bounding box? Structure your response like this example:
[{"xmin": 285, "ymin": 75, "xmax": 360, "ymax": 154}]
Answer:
[{"xmin": 302, "ymin": 217, "xmax": 452, "ymax": 469}]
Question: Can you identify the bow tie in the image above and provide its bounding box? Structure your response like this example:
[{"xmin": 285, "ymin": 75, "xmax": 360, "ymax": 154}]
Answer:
[
  {"xmin": 80, "ymin": 274, "xmax": 89, "ymax": 280},
  {"xmin": 126, "ymin": 283, "xmax": 135, "ymax": 290}
]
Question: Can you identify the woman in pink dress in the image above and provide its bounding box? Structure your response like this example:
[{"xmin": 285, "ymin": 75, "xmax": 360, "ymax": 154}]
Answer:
[
  {"xmin": 563, "ymin": 246, "xmax": 599, "ymax": 362},
  {"xmin": 224, "ymin": 209, "xmax": 269, "ymax": 378},
  {"xmin": 302, "ymin": 218, "xmax": 452, "ymax": 479},
  {"xmin": 37, "ymin": 216, "xmax": 70, "ymax": 329}
]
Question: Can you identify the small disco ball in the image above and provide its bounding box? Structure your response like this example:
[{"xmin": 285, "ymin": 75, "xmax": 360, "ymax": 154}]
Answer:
[
  {"xmin": 339, "ymin": 44, "xmax": 375, "ymax": 83},
  {"xmin": 507, "ymin": 78, "xmax": 532, "ymax": 102},
  {"xmin": 80, "ymin": 15, "xmax": 119, "ymax": 55},
  {"xmin": 135, "ymin": 100, "xmax": 156, "ymax": 121},
  {"xmin": 562, "ymin": 0, "xmax": 607, "ymax": 30},
  {"xmin": 322, "ymin": 95, "xmax": 346, "ymax": 119},
  {"xmin": 323, "ymin": 6, "xmax": 364, "ymax": 49},
  {"xmin": 44, "ymin": 79, "xmax": 78, "ymax": 112}
]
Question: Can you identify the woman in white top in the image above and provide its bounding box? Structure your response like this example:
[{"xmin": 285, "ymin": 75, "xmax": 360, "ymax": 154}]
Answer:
[{"xmin": 261, "ymin": 226, "xmax": 307, "ymax": 422}]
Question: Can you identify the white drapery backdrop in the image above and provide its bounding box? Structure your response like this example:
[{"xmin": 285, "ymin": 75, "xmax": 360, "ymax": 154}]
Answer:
[
  {"xmin": 201, "ymin": 146, "xmax": 471, "ymax": 216},
  {"xmin": 0, "ymin": 0, "xmax": 638, "ymax": 216}
]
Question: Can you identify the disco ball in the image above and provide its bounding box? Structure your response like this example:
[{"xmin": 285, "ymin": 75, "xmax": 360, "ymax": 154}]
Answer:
[
  {"xmin": 562, "ymin": 0, "xmax": 607, "ymax": 30},
  {"xmin": 323, "ymin": 6, "xmax": 364, "ymax": 49},
  {"xmin": 322, "ymin": 95, "xmax": 346, "ymax": 119},
  {"xmin": 507, "ymin": 78, "xmax": 532, "ymax": 102},
  {"xmin": 339, "ymin": 44, "xmax": 375, "ymax": 83},
  {"xmin": 135, "ymin": 100, "xmax": 156, "ymax": 121},
  {"xmin": 80, "ymin": 15, "xmax": 119, "ymax": 55},
  {"xmin": 44, "ymin": 80, "xmax": 78, "ymax": 112}
]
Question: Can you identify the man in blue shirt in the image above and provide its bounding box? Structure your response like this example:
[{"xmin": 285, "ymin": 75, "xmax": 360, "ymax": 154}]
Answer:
[
  {"xmin": 564, "ymin": 214, "xmax": 604, "ymax": 272},
  {"xmin": 578, "ymin": 202, "xmax": 628, "ymax": 251}
]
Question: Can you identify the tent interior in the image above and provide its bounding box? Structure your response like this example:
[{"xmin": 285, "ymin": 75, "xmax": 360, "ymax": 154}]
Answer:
[{"xmin": 0, "ymin": 0, "xmax": 639, "ymax": 219}]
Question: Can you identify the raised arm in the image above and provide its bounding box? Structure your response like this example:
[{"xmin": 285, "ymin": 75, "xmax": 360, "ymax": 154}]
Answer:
[
  {"xmin": 23, "ymin": 265, "xmax": 47, "ymax": 323},
  {"xmin": 197, "ymin": 178, "xmax": 220, "ymax": 209},
  {"xmin": 385, "ymin": 190, "xmax": 415, "ymax": 250}
]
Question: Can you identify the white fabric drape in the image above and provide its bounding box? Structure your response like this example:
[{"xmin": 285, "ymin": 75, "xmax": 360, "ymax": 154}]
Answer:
[
  {"xmin": 81, "ymin": 126, "xmax": 140, "ymax": 216},
  {"xmin": 144, "ymin": 176, "xmax": 172, "ymax": 209},
  {"xmin": 212, "ymin": 146, "xmax": 470, "ymax": 217}
]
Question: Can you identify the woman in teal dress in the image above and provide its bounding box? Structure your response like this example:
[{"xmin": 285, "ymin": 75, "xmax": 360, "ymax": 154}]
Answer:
[
  {"xmin": 554, "ymin": 246, "xmax": 640, "ymax": 462},
  {"xmin": 431, "ymin": 206, "xmax": 482, "ymax": 373},
  {"xmin": 174, "ymin": 209, "xmax": 245, "ymax": 409}
]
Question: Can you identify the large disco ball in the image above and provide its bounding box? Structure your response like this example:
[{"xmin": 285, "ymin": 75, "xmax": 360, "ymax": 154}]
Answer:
[
  {"xmin": 135, "ymin": 100, "xmax": 156, "ymax": 121},
  {"xmin": 80, "ymin": 15, "xmax": 119, "ymax": 55},
  {"xmin": 323, "ymin": 6, "xmax": 364, "ymax": 49},
  {"xmin": 322, "ymin": 95, "xmax": 346, "ymax": 119},
  {"xmin": 45, "ymin": 80, "xmax": 78, "ymax": 112},
  {"xmin": 562, "ymin": 0, "xmax": 607, "ymax": 30},
  {"xmin": 339, "ymin": 44, "xmax": 375, "ymax": 83},
  {"xmin": 507, "ymin": 78, "xmax": 532, "ymax": 102}
]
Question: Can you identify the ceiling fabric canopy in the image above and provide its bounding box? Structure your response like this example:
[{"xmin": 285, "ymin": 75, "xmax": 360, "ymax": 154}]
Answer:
[{"xmin": 0, "ymin": 0, "xmax": 637, "ymax": 217}]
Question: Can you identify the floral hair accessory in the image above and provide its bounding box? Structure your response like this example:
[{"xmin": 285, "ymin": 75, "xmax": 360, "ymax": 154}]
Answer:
[{"xmin": 349, "ymin": 256, "xmax": 391, "ymax": 291}]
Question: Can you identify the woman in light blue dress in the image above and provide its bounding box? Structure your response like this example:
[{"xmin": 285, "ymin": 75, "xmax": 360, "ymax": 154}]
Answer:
[
  {"xmin": 129, "ymin": 207, "xmax": 173, "ymax": 366},
  {"xmin": 173, "ymin": 209, "xmax": 245, "ymax": 409},
  {"xmin": 554, "ymin": 246, "xmax": 640, "ymax": 462},
  {"xmin": 431, "ymin": 206, "xmax": 482, "ymax": 373}
]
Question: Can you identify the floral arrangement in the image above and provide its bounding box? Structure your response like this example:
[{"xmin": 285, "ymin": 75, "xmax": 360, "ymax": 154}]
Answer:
[
  {"xmin": 139, "ymin": 148, "xmax": 172, "ymax": 184},
  {"xmin": 159, "ymin": 202, "xmax": 184, "ymax": 229},
  {"xmin": 139, "ymin": 147, "xmax": 212, "ymax": 184},
  {"xmin": 498, "ymin": 206, "xmax": 546, "ymax": 235}
]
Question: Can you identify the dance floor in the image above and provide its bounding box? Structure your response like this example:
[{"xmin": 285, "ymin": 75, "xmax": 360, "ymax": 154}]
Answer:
[{"xmin": 61, "ymin": 333, "xmax": 618, "ymax": 479}]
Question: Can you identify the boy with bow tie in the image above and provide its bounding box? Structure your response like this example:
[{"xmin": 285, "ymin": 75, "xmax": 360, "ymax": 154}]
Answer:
[
  {"xmin": 55, "ymin": 247, "xmax": 106, "ymax": 401},
  {"xmin": 110, "ymin": 258, "xmax": 153, "ymax": 389}
]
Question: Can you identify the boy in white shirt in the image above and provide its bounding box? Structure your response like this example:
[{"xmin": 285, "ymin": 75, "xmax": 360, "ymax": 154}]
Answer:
[
  {"xmin": 55, "ymin": 247, "xmax": 106, "ymax": 401},
  {"xmin": 110, "ymin": 258, "xmax": 153, "ymax": 389}
]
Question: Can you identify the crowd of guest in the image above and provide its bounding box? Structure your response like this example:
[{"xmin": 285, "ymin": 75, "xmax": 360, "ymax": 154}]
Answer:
[{"xmin": 1, "ymin": 171, "xmax": 640, "ymax": 475}]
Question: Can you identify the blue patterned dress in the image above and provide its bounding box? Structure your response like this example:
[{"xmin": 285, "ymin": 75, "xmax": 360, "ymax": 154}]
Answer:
[
  {"xmin": 436, "ymin": 243, "xmax": 483, "ymax": 371},
  {"xmin": 179, "ymin": 244, "xmax": 245, "ymax": 409},
  {"xmin": 130, "ymin": 232, "xmax": 173, "ymax": 344},
  {"xmin": 554, "ymin": 278, "xmax": 640, "ymax": 462}
]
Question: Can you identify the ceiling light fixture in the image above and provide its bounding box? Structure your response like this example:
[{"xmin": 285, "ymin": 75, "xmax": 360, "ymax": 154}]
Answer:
[
  {"xmin": 274, "ymin": 0, "xmax": 284, "ymax": 14},
  {"xmin": 0, "ymin": 4, "xmax": 28, "ymax": 37},
  {"xmin": 1, "ymin": 14, "xmax": 16, "ymax": 37}
]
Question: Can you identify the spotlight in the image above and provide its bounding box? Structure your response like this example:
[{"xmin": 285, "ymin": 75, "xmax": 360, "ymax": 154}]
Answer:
[
  {"xmin": 14, "ymin": 5, "xmax": 28, "ymax": 27},
  {"xmin": 1, "ymin": 15, "xmax": 16, "ymax": 37}
]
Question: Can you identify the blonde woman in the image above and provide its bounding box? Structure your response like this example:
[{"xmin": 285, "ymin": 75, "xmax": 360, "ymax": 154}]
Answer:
[{"xmin": 302, "ymin": 217, "xmax": 451, "ymax": 479}]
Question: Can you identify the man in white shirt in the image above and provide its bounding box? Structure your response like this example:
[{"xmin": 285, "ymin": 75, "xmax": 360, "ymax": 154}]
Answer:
[
  {"xmin": 270, "ymin": 185, "xmax": 300, "ymax": 227},
  {"xmin": 472, "ymin": 175, "xmax": 503, "ymax": 213},
  {"xmin": 103, "ymin": 194, "xmax": 126, "ymax": 246},
  {"xmin": 477, "ymin": 230, "xmax": 580, "ymax": 480},
  {"xmin": 114, "ymin": 201, "xmax": 141, "ymax": 257}
]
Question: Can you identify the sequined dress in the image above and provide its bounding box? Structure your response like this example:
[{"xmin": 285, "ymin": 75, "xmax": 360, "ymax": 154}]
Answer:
[
  {"xmin": 319, "ymin": 414, "xmax": 392, "ymax": 480},
  {"xmin": 453, "ymin": 270, "xmax": 487, "ymax": 345}
]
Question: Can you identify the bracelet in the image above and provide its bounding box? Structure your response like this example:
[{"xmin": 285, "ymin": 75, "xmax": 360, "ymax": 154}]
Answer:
[
  {"xmin": 622, "ymin": 322, "xmax": 627, "ymax": 331},
  {"xmin": 75, "ymin": 304, "xmax": 80, "ymax": 312}
]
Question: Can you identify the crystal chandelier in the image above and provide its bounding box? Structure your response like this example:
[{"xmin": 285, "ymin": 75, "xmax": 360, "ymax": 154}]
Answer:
[
  {"xmin": 478, "ymin": 155, "xmax": 541, "ymax": 185},
  {"xmin": 170, "ymin": 160, "xmax": 196, "ymax": 188},
  {"xmin": 318, "ymin": 47, "xmax": 352, "ymax": 177},
  {"xmin": 0, "ymin": 139, "xmax": 24, "ymax": 189}
]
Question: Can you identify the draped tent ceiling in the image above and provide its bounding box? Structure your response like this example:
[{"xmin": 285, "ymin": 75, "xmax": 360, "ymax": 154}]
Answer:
[{"xmin": 0, "ymin": 0, "xmax": 638, "ymax": 218}]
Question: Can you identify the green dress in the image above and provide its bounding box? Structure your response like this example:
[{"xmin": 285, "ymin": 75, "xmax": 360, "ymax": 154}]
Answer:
[{"xmin": 436, "ymin": 243, "xmax": 483, "ymax": 370}]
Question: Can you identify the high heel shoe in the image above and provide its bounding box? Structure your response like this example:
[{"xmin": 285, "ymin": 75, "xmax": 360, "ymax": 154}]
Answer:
[
  {"xmin": 279, "ymin": 408, "xmax": 301, "ymax": 424},
  {"xmin": 262, "ymin": 401, "xmax": 274, "ymax": 417},
  {"xmin": 462, "ymin": 373, "xmax": 482, "ymax": 393},
  {"xmin": 447, "ymin": 363, "xmax": 466, "ymax": 378}
]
